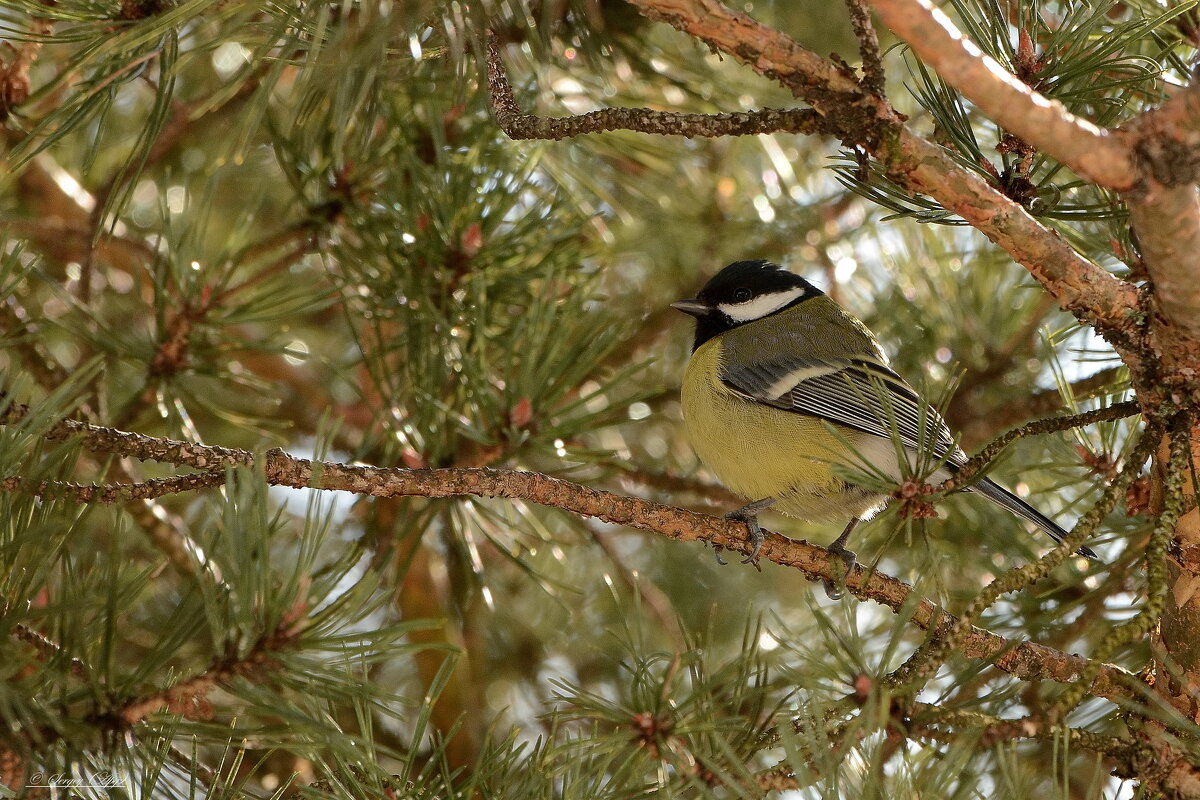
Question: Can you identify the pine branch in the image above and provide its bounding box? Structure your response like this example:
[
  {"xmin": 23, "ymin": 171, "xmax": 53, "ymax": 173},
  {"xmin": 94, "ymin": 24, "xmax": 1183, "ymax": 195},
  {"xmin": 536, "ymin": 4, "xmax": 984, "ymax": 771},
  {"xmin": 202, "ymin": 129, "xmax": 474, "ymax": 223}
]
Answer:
[
  {"xmin": 865, "ymin": 0, "xmax": 1136, "ymax": 190},
  {"xmin": 1052, "ymin": 412, "xmax": 1195, "ymax": 716},
  {"xmin": 0, "ymin": 404, "xmax": 1138, "ymax": 703},
  {"xmin": 912, "ymin": 699, "xmax": 1200, "ymax": 798},
  {"xmin": 581, "ymin": 0, "xmax": 1144, "ymax": 343},
  {"xmin": 0, "ymin": 298, "xmax": 211, "ymax": 578},
  {"xmin": 485, "ymin": 33, "xmax": 833, "ymax": 140},
  {"xmin": 1, "ymin": 602, "xmax": 308, "ymax": 790}
]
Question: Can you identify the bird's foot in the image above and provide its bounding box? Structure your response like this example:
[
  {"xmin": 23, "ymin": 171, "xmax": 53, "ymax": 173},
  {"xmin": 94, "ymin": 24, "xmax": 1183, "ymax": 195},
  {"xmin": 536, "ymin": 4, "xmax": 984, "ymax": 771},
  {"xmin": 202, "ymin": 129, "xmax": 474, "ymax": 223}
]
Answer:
[
  {"xmin": 722, "ymin": 498, "xmax": 776, "ymax": 565},
  {"xmin": 823, "ymin": 541, "xmax": 858, "ymax": 600}
]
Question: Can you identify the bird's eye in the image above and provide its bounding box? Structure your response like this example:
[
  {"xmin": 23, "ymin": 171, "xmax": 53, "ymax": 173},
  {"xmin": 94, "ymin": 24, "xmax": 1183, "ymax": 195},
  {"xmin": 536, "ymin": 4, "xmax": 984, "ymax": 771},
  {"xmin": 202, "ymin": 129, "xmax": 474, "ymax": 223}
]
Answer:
[{"xmin": 733, "ymin": 288, "xmax": 752, "ymax": 303}]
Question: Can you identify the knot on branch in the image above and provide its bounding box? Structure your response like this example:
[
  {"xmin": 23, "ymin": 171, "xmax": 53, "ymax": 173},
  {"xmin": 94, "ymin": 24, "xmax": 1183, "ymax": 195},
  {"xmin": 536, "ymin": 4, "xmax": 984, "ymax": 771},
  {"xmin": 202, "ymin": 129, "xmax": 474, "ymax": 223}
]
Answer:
[{"xmin": 1133, "ymin": 133, "xmax": 1200, "ymax": 188}]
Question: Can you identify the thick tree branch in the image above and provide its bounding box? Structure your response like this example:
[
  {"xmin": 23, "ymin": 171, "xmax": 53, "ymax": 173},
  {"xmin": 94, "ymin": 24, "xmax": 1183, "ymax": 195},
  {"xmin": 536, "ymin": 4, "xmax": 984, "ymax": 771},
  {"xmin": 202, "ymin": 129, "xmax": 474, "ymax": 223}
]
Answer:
[
  {"xmin": 1123, "ymin": 88, "xmax": 1200, "ymax": 345},
  {"xmin": 1127, "ymin": 186, "xmax": 1200, "ymax": 345},
  {"xmin": 859, "ymin": 0, "xmax": 1200, "ymax": 348},
  {"xmin": 865, "ymin": 0, "xmax": 1136, "ymax": 190},
  {"xmin": 626, "ymin": 1, "xmax": 863, "ymax": 97},
  {"xmin": 0, "ymin": 406, "xmax": 1139, "ymax": 703},
  {"xmin": 1127, "ymin": 81, "xmax": 1200, "ymax": 188}
]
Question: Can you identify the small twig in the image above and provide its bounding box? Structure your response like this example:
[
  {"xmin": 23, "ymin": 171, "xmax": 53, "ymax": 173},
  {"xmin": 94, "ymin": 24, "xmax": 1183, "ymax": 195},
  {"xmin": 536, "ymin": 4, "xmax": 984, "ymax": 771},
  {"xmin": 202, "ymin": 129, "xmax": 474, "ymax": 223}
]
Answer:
[
  {"xmin": 0, "ymin": 396, "xmax": 215, "ymax": 578},
  {"xmin": 843, "ymin": 0, "xmax": 886, "ymax": 95},
  {"xmin": 757, "ymin": 695, "xmax": 1136, "ymax": 791},
  {"xmin": 11, "ymin": 622, "xmax": 90, "ymax": 679},
  {"xmin": 944, "ymin": 400, "xmax": 1141, "ymax": 490},
  {"xmin": 906, "ymin": 701, "xmax": 1132, "ymax": 757},
  {"xmin": 486, "ymin": 32, "xmax": 833, "ymax": 141},
  {"xmin": 213, "ymin": 237, "xmax": 317, "ymax": 305},
  {"xmin": 0, "ymin": 471, "xmax": 226, "ymax": 504}
]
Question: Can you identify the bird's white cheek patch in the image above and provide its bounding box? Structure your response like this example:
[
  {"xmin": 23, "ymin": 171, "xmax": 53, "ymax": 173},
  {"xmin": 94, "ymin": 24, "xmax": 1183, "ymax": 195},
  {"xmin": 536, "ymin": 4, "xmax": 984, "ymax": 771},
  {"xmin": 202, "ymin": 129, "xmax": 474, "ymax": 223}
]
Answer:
[{"xmin": 719, "ymin": 287, "xmax": 806, "ymax": 322}]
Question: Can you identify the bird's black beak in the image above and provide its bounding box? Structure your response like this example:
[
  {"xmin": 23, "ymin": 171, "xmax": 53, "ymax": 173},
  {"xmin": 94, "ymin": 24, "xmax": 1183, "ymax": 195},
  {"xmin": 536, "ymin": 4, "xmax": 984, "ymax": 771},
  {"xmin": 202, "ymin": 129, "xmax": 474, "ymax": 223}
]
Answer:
[{"xmin": 670, "ymin": 298, "xmax": 709, "ymax": 317}]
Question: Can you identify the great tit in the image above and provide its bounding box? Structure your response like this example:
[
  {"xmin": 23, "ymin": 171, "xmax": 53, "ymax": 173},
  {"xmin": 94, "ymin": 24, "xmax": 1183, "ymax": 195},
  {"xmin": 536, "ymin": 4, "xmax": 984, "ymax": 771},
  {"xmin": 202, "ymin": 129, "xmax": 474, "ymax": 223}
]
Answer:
[{"xmin": 673, "ymin": 259, "xmax": 1095, "ymax": 584}]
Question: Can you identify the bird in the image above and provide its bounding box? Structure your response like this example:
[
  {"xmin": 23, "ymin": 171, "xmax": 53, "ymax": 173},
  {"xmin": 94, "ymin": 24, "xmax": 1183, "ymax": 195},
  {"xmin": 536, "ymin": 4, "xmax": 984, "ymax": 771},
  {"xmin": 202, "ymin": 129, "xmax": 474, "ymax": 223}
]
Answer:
[{"xmin": 672, "ymin": 259, "xmax": 1094, "ymax": 592}]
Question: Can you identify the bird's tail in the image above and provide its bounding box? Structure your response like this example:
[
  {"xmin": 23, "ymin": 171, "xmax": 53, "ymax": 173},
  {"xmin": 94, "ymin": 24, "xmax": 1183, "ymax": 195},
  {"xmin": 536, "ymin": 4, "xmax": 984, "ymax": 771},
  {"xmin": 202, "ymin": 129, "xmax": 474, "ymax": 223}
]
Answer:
[{"xmin": 971, "ymin": 477, "xmax": 1097, "ymax": 559}]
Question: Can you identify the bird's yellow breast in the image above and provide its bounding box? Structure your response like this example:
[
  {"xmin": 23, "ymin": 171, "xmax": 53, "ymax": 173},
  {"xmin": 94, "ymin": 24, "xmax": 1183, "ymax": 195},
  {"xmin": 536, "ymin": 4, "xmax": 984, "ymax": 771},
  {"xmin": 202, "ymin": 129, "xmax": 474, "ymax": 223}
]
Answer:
[{"xmin": 680, "ymin": 337, "xmax": 884, "ymax": 520}]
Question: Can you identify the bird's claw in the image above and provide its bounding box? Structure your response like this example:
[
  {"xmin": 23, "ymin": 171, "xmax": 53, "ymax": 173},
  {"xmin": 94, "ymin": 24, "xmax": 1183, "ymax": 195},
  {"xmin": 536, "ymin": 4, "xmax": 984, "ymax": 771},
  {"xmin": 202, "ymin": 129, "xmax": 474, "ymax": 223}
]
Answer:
[
  {"xmin": 722, "ymin": 501, "xmax": 770, "ymax": 565},
  {"xmin": 738, "ymin": 515, "xmax": 764, "ymax": 564},
  {"xmin": 823, "ymin": 545, "xmax": 858, "ymax": 600}
]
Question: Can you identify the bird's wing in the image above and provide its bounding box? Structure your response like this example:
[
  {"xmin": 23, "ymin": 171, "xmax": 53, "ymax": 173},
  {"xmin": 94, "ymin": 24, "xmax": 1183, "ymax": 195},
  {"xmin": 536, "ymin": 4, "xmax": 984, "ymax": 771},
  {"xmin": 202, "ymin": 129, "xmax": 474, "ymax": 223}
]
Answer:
[{"xmin": 721, "ymin": 355, "xmax": 961, "ymax": 462}]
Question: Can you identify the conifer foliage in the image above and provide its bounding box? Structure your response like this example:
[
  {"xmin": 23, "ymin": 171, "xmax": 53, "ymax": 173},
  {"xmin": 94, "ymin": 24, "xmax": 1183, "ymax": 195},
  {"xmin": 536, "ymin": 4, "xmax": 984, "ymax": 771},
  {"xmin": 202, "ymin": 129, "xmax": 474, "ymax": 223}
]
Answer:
[{"xmin": 2, "ymin": 0, "xmax": 1200, "ymax": 797}]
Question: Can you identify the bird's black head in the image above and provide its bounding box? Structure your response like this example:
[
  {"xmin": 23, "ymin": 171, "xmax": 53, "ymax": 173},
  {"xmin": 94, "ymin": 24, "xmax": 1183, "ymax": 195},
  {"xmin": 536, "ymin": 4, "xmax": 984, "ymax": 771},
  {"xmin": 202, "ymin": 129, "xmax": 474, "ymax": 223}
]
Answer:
[{"xmin": 672, "ymin": 259, "xmax": 824, "ymax": 349}]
